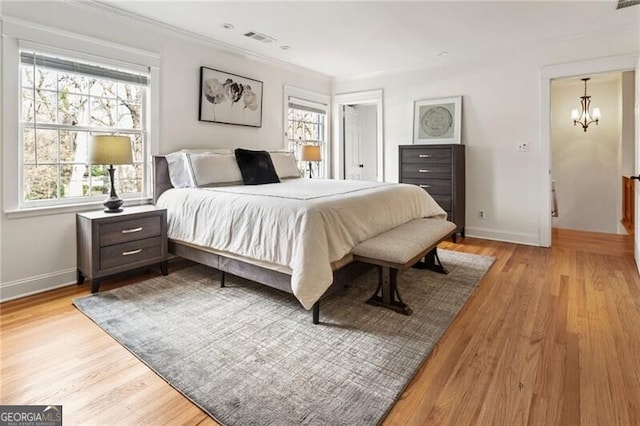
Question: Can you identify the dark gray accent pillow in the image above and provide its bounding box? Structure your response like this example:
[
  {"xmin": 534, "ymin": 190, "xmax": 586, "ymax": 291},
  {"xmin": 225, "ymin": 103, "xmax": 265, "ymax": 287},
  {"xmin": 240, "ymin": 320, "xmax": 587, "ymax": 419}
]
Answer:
[{"xmin": 234, "ymin": 148, "xmax": 281, "ymax": 185}]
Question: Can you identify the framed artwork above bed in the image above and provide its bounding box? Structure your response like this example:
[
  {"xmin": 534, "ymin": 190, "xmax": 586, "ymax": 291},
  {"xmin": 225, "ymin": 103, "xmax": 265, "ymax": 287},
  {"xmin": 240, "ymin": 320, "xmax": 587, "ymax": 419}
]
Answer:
[
  {"xmin": 199, "ymin": 66, "xmax": 263, "ymax": 127},
  {"xmin": 413, "ymin": 96, "xmax": 462, "ymax": 144}
]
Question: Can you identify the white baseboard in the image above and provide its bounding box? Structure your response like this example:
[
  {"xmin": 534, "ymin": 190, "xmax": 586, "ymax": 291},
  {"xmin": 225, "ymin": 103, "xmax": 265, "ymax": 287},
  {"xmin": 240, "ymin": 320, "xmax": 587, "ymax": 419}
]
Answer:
[
  {"xmin": 465, "ymin": 226, "xmax": 540, "ymax": 246},
  {"xmin": 0, "ymin": 268, "xmax": 76, "ymax": 302}
]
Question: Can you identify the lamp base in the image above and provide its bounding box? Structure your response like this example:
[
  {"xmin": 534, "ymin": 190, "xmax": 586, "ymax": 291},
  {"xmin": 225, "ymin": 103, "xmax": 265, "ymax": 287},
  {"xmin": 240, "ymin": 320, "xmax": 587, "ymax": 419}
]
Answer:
[
  {"xmin": 104, "ymin": 164, "xmax": 124, "ymax": 213},
  {"xmin": 103, "ymin": 196, "xmax": 124, "ymax": 213}
]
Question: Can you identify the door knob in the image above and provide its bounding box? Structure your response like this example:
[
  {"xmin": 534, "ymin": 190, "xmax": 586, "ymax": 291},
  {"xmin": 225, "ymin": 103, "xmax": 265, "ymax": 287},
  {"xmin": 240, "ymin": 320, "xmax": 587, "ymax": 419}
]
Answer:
[{"xmin": 359, "ymin": 164, "xmax": 364, "ymax": 168}]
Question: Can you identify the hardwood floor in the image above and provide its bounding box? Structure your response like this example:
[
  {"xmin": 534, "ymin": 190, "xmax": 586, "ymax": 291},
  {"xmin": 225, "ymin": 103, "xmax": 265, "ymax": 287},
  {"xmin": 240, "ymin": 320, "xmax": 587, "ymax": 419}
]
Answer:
[{"xmin": 2, "ymin": 228, "xmax": 640, "ymax": 425}]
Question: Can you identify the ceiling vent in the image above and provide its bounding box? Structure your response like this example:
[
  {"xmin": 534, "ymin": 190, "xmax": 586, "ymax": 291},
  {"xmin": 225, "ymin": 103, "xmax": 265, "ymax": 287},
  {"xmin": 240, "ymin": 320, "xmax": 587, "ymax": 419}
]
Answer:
[
  {"xmin": 617, "ymin": 0, "xmax": 639, "ymax": 9},
  {"xmin": 243, "ymin": 31, "xmax": 276, "ymax": 44}
]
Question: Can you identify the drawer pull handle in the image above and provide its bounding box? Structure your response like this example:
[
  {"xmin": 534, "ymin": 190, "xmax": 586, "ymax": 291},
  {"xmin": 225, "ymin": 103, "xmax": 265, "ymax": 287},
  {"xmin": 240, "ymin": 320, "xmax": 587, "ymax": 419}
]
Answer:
[
  {"xmin": 122, "ymin": 227, "xmax": 143, "ymax": 234},
  {"xmin": 419, "ymin": 154, "xmax": 432, "ymax": 158},
  {"xmin": 419, "ymin": 184, "xmax": 431, "ymax": 188},
  {"xmin": 419, "ymin": 169, "xmax": 431, "ymax": 173},
  {"xmin": 122, "ymin": 249, "xmax": 142, "ymax": 256}
]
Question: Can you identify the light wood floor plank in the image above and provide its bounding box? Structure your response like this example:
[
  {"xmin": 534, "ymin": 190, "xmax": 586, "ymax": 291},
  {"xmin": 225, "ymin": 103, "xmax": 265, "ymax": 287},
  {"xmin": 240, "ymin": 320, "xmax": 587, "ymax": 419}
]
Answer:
[{"xmin": 2, "ymin": 229, "xmax": 640, "ymax": 425}]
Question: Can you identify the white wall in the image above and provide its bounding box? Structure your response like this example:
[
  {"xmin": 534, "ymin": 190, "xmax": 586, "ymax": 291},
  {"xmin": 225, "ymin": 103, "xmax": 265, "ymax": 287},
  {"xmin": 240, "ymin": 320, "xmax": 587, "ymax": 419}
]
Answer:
[
  {"xmin": 333, "ymin": 29, "xmax": 639, "ymax": 245},
  {"xmin": 0, "ymin": 1, "xmax": 330, "ymax": 300},
  {"xmin": 551, "ymin": 76, "xmax": 622, "ymax": 234},
  {"xmin": 622, "ymin": 71, "xmax": 636, "ymax": 176}
]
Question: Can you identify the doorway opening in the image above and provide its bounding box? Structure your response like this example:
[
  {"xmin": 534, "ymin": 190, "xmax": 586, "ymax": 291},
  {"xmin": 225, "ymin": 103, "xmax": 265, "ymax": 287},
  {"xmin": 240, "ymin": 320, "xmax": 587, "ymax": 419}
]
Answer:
[
  {"xmin": 550, "ymin": 71, "xmax": 635, "ymax": 236},
  {"xmin": 539, "ymin": 54, "xmax": 638, "ymax": 247},
  {"xmin": 332, "ymin": 90, "xmax": 384, "ymax": 181}
]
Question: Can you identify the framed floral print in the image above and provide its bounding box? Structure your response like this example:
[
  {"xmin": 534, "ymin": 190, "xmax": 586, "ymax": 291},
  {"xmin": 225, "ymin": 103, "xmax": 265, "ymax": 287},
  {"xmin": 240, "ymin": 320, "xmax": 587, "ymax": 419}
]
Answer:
[{"xmin": 199, "ymin": 66, "xmax": 263, "ymax": 127}]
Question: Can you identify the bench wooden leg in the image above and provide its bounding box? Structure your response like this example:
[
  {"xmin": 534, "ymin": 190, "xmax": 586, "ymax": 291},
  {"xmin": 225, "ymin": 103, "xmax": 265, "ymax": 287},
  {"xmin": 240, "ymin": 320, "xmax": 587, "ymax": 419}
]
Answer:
[
  {"xmin": 220, "ymin": 271, "xmax": 226, "ymax": 288},
  {"xmin": 312, "ymin": 301, "xmax": 320, "ymax": 324},
  {"xmin": 413, "ymin": 248, "xmax": 449, "ymax": 274},
  {"xmin": 366, "ymin": 266, "xmax": 412, "ymax": 315}
]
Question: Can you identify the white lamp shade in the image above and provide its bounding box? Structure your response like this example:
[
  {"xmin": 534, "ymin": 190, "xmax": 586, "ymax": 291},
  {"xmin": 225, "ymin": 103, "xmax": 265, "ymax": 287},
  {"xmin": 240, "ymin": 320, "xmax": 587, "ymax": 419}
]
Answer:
[
  {"xmin": 592, "ymin": 107, "xmax": 601, "ymax": 120},
  {"xmin": 89, "ymin": 135, "xmax": 133, "ymax": 165},
  {"xmin": 300, "ymin": 145, "xmax": 321, "ymax": 161},
  {"xmin": 571, "ymin": 108, "xmax": 580, "ymax": 120}
]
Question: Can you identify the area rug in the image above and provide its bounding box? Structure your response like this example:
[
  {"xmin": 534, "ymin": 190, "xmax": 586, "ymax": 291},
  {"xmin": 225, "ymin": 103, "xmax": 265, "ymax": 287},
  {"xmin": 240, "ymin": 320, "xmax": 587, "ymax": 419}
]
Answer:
[{"xmin": 73, "ymin": 249, "xmax": 494, "ymax": 425}]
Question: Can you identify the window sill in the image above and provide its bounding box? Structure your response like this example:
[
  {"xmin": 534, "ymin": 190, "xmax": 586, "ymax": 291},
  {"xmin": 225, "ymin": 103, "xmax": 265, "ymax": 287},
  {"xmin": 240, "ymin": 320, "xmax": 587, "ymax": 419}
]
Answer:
[{"xmin": 4, "ymin": 197, "xmax": 153, "ymax": 219}]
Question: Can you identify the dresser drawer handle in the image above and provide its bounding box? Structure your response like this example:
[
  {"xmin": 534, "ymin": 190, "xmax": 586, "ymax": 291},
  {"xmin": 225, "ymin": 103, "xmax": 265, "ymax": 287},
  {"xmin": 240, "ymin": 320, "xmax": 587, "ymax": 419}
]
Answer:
[
  {"xmin": 418, "ymin": 154, "xmax": 432, "ymax": 158},
  {"xmin": 419, "ymin": 169, "xmax": 431, "ymax": 173},
  {"xmin": 122, "ymin": 249, "xmax": 143, "ymax": 256},
  {"xmin": 419, "ymin": 184, "xmax": 431, "ymax": 188},
  {"xmin": 122, "ymin": 227, "xmax": 143, "ymax": 234}
]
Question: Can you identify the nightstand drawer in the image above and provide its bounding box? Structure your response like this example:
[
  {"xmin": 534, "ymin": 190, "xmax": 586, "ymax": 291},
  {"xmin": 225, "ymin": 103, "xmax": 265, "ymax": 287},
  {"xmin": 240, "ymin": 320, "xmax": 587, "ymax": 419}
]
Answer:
[
  {"xmin": 100, "ymin": 237, "xmax": 164, "ymax": 270},
  {"xmin": 99, "ymin": 216, "xmax": 161, "ymax": 246}
]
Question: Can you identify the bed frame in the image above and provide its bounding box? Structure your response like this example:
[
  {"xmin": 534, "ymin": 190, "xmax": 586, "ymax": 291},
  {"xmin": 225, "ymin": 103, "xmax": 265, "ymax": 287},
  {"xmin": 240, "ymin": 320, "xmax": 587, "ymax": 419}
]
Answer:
[{"xmin": 153, "ymin": 155, "xmax": 369, "ymax": 324}]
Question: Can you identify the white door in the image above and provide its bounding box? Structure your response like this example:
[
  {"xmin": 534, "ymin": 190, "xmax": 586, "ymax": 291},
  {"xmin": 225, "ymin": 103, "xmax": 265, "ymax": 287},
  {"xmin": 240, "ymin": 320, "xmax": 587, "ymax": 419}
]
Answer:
[
  {"xmin": 358, "ymin": 105, "xmax": 379, "ymax": 181},
  {"xmin": 634, "ymin": 58, "xmax": 640, "ymax": 274},
  {"xmin": 343, "ymin": 105, "xmax": 363, "ymax": 180}
]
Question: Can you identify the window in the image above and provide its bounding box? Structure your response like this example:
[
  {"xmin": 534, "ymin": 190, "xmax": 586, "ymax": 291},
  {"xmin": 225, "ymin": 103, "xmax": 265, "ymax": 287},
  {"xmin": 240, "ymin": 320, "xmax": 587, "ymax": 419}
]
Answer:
[
  {"xmin": 19, "ymin": 51, "xmax": 149, "ymax": 207},
  {"xmin": 285, "ymin": 95, "xmax": 328, "ymax": 178}
]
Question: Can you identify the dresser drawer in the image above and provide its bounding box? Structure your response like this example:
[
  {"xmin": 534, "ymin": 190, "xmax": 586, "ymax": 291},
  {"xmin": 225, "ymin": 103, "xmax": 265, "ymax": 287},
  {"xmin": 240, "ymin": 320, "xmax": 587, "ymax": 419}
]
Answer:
[
  {"xmin": 402, "ymin": 178, "xmax": 452, "ymax": 195},
  {"xmin": 401, "ymin": 147, "xmax": 452, "ymax": 164},
  {"xmin": 431, "ymin": 195, "xmax": 452, "ymax": 211},
  {"xmin": 99, "ymin": 216, "xmax": 161, "ymax": 246},
  {"xmin": 100, "ymin": 236, "xmax": 164, "ymax": 270},
  {"xmin": 402, "ymin": 163, "xmax": 452, "ymax": 180}
]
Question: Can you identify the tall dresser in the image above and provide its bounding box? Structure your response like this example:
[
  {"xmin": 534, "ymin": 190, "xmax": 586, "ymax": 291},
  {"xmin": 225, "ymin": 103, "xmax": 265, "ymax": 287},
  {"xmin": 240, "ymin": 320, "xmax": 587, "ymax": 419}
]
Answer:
[{"xmin": 399, "ymin": 144, "xmax": 465, "ymax": 241}]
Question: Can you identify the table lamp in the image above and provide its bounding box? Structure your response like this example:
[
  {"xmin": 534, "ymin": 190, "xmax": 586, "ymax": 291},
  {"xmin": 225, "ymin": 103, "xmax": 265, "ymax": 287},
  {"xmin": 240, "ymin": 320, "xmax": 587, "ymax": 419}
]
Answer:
[
  {"xmin": 89, "ymin": 135, "xmax": 133, "ymax": 213},
  {"xmin": 300, "ymin": 145, "xmax": 321, "ymax": 178}
]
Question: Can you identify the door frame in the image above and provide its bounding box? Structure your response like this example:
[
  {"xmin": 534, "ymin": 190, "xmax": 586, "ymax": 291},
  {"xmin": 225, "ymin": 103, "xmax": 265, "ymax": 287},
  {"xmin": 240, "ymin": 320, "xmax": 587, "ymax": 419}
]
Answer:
[
  {"xmin": 332, "ymin": 89, "xmax": 384, "ymax": 181},
  {"xmin": 539, "ymin": 53, "xmax": 639, "ymax": 247}
]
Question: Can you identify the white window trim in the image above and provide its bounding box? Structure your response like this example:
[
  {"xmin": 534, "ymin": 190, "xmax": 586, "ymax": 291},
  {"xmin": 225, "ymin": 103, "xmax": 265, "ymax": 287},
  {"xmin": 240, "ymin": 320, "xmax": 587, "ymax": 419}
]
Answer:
[
  {"xmin": 2, "ymin": 17, "xmax": 160, "ymax": 218},
  {"xmin": 283, "ymin": 85, "xmax": 331, "ymax": 178}
]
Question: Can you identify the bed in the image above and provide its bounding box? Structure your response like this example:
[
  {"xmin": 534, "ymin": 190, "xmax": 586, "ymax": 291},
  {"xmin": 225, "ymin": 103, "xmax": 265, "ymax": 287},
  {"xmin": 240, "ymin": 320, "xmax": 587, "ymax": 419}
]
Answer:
[{"xmin": 153, "ymin": 153, "xmax": 447, "ymax": 322}]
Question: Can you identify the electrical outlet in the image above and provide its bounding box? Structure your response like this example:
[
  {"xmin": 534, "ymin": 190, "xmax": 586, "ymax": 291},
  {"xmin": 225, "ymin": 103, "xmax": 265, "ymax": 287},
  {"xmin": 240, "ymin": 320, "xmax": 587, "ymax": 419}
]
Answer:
[
  {"xmin": 517, "ymin": 142, "xmax": 529, "ymax": 152},
  {"xmin": 478, "ymin": 210, "xmax": 486, "ymax": 219}
]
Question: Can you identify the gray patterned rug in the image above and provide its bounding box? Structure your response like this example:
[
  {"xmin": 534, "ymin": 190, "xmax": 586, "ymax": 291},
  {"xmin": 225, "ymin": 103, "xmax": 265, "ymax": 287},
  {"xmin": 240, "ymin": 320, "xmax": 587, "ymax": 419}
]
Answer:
[{"xmin": 73, "ymin": 249, "xmax": 494, "ymax": 425}]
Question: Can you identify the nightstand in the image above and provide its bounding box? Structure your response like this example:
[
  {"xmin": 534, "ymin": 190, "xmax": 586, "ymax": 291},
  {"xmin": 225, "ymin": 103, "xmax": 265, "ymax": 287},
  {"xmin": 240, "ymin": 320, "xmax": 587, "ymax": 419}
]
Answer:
[{"xmin": 76, "ymin": 205, "xmax": 168, "ymax": 293}]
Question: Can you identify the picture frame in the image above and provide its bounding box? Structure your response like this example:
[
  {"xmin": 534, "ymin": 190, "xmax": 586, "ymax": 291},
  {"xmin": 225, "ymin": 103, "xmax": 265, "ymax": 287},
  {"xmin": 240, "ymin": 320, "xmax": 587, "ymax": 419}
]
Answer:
[
  {"xmin": 413, "ymin": 96, "xmax": 462, "ymax": 144},
  {"xmin": 199, "ymin": 66, "xmax": 263, "ymax": 127}
]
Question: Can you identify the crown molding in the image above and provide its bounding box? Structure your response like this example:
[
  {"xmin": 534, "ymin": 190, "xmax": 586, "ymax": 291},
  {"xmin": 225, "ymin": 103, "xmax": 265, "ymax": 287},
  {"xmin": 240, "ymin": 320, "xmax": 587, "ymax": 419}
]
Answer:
[{"xmin": 62, "ymin": 0, "xmax": 330, "ymax": 81}]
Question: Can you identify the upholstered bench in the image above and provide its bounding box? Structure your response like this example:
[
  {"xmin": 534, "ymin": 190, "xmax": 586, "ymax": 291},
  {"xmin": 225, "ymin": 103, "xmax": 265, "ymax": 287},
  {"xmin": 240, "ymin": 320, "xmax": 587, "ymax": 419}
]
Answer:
[{"xmin": 352, "ymin": 218, "xmax": 457, "ymax": 315}]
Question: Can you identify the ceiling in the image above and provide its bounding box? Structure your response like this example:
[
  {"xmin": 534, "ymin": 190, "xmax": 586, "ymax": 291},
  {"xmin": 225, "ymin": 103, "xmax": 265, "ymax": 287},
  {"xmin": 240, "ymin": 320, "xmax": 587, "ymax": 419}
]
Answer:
[{"xmin": 98, "ymin": 1, "xmax": 639, "ymax": 79}]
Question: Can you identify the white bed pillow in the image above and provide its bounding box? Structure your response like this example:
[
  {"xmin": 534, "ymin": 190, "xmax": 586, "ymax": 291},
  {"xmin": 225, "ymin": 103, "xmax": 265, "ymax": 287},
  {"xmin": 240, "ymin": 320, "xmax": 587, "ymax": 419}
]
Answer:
[
  {"xmin": 186, "ymin": 153, "xmax": 243, "ymax": 187},
  {"xmin": 164, "ymin": 149, "xmax": 232, "ymax": 188},
  {"xmin": 270, "ymin": 151, "xmax": 301, "ymax": 179},
  {"xmin": 177, "ymin": 148, "xmax": 232, "ymax": 154},
  {"xmin": 166, "ymin": 152, "xmax": 195, "ymax": 188}
]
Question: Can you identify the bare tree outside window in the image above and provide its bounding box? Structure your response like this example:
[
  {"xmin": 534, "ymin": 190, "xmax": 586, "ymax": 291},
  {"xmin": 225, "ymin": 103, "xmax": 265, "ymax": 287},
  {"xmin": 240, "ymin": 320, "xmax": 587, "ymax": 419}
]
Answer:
[
  {"xmin": 20, "ymin": 52, "xmax": 147, "ymax": 204},
  {"xmin": 286, "ymin": 107, "xmax": 326, "ymax": 178}
]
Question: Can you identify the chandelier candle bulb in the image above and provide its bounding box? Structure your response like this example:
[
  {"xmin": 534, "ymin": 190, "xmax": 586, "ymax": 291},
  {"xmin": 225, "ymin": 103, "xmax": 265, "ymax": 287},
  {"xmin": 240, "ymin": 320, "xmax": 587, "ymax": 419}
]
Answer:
[{"xmin": 571, "ymin": 109, "xmax": 580, "ymax": 120}]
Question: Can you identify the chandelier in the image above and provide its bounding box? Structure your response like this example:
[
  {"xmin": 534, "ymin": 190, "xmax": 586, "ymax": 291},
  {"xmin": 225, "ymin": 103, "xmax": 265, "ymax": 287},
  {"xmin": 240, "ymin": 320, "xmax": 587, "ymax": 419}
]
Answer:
[{"xmin": 571, "ymin": 77, "xmax": 601, "ymax": 132}]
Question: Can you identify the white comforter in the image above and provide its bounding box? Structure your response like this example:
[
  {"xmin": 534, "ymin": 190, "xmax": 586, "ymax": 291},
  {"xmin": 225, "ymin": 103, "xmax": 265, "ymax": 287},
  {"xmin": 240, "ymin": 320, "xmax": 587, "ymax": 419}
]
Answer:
[{"xmin": 156, "ymin": 179, "xmax": 446, "ymax": 309}]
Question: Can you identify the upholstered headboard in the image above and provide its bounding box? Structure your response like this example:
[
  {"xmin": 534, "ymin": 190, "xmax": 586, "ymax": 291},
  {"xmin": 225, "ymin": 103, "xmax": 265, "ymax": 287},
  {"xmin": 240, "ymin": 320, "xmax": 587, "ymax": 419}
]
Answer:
[{"xmin": 153, "ymin": 155, "xmax": 174, "ymax": 204}]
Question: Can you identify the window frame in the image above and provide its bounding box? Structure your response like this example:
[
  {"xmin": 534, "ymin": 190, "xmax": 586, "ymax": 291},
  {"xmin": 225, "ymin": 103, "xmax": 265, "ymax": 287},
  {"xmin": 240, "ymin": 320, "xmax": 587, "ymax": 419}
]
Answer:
[
  {"xmin": 283, "ymin": 85, "xmax": 331, "ymax": 178},
  {"xmin": 2, "ymin": 18, "xmax": 160, "ymax": 218},
  {"xmin": 19, "ymin": 50, "xmax": 149, "ymax": 208}
]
